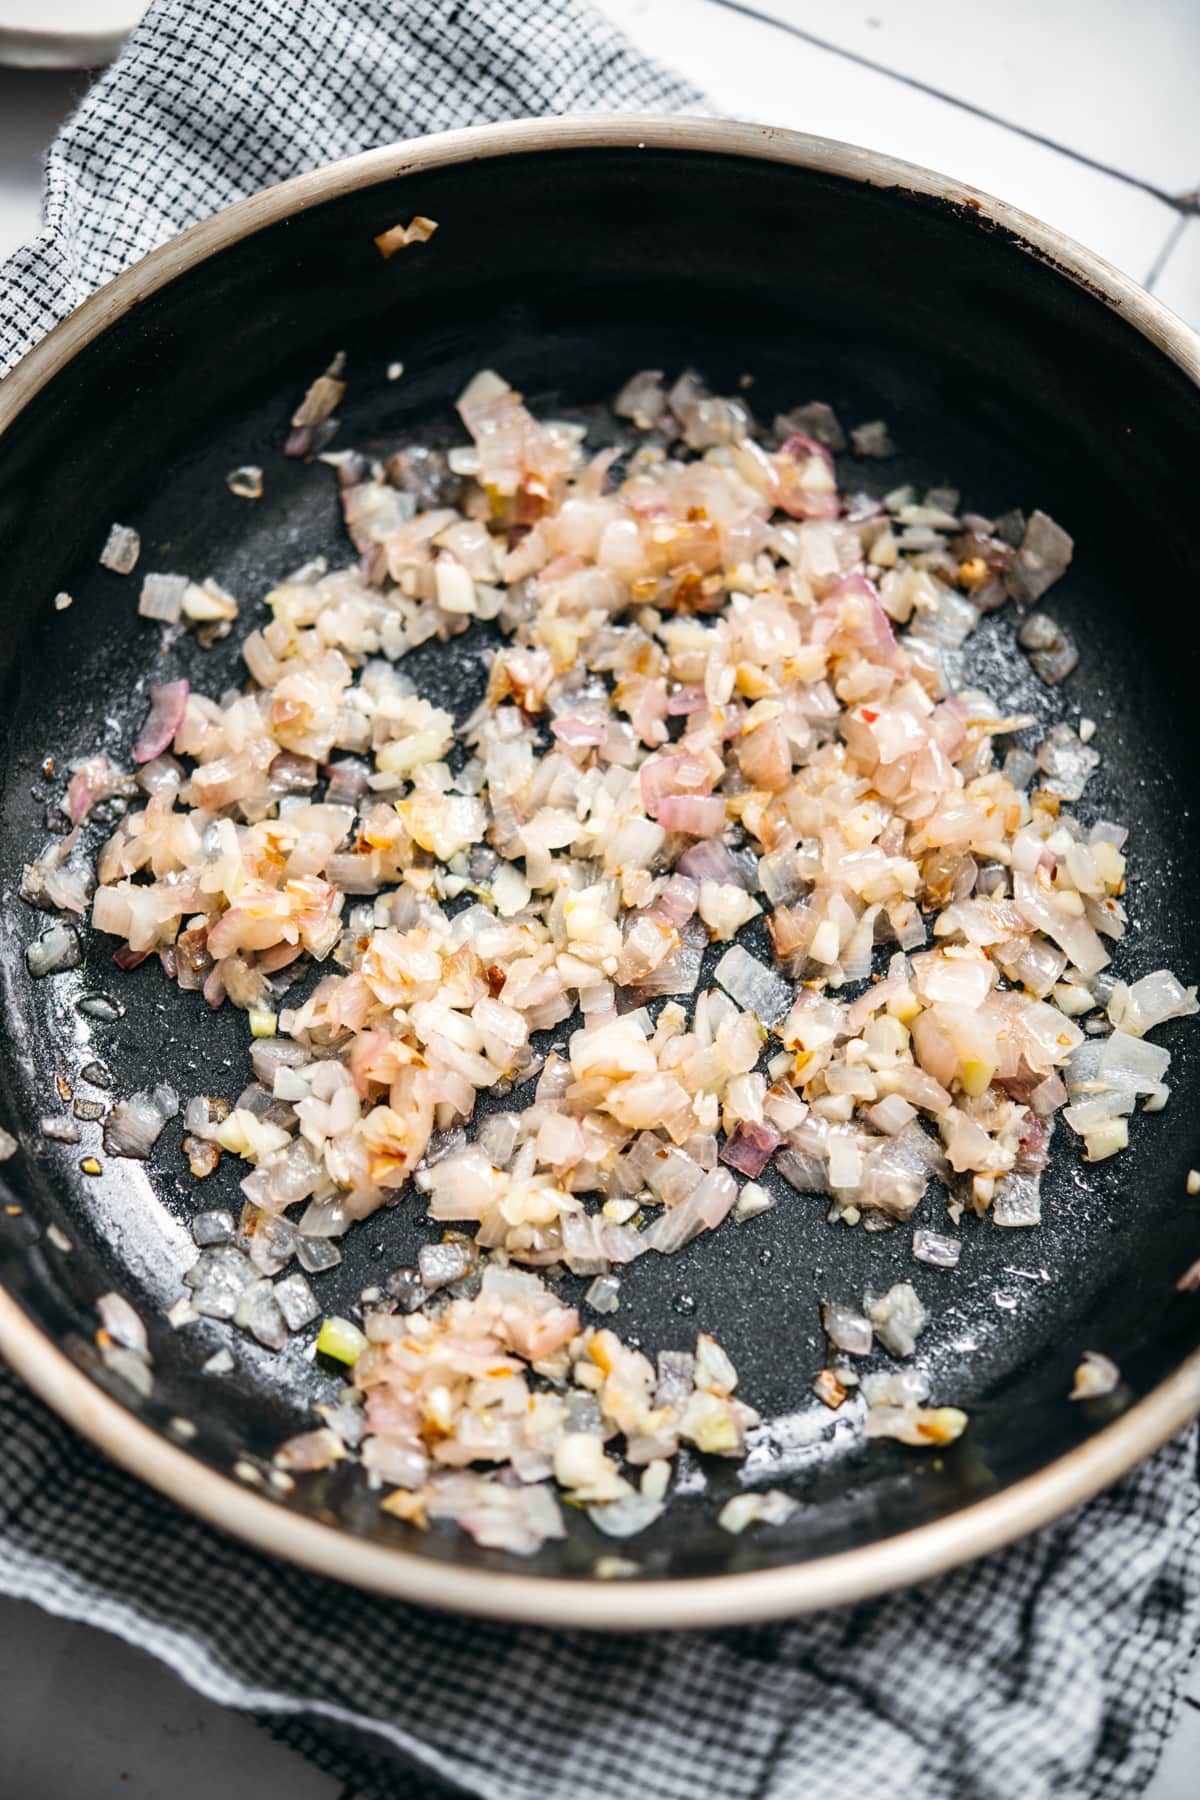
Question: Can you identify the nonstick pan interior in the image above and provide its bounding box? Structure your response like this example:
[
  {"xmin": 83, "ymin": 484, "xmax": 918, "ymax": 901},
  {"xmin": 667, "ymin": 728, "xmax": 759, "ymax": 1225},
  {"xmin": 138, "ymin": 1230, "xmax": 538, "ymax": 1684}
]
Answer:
[{"xmin": 1, "ymin": 125, "xmax": 1199, "ymax": 1602}]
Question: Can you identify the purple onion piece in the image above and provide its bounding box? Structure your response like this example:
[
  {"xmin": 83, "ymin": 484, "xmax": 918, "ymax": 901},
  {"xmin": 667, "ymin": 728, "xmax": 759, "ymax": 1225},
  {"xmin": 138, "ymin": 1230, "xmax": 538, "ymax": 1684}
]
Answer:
[{"xmin": 720, "ymin": 1121, "xmax": 782, "ymax": 1178}]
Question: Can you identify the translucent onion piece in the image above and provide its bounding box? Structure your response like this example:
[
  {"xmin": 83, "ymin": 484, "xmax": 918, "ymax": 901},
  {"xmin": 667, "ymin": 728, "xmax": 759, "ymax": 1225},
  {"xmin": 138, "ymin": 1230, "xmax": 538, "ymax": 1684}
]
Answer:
[
  {"xmin": 992, "ymin": 1172, "xmax": 1042, "ymax": 1228},
  {"xmin": 865, "ymin": 1283, "xmax": 928, "ymax": 1358},
  {"xmin": 103, "ymin": 1085, "xmax": 179, "ymax": 1158},
  {"xmin": 26, "ymin": 922, "xmax": 83, "ymax": 978},
  {"xmin": 1108, "ymin": 969, "xmax": 1197, "ymax": 1038},
  {"xmin": 863, "ymin": 1405, "xmax": 967, "ymax": 1446},
  {"xmin": 1006, "ymin": 510, "xmax": 1073, "ymax": 604},
  {"xmin": 821, "ymin": 1301, "xmax": 873, "ymax": 1356},
  {"xmin": 587, "ymin": 1494, "xmax": 666, "ymax": 1538},
  {"xmin": 912, "ymin": 1229, "xmax": 961, "ymax": 1267},
  {"xmin": 1070, "ymin": 1351, "xmax": 1119, "ymax": 1400},
  {"xmin": 132, "ymin": 679, "xmax": 190, "ymax": 765},
  {"xmin": 138, "ymin": 573, "xmax": 188, "ymax": 623},
  {"xmin": 97, "ymin": 1291, "xmax": 149, "ymax": 1356},
  {"xmin": 714, "ymin": 945, "xmax": 792, "ymax": 1026},
  {"xmin": 99, "ymin": 522, "xmax": 140, "ymax": 574}
]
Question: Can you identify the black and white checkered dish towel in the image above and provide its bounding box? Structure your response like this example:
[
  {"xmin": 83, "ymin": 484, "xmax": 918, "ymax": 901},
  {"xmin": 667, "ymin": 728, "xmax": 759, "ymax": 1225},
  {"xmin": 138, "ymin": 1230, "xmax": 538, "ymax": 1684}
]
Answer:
[{"xmin": 0, "ymin": 3, "xmax": 1198, "ymax": 1796}]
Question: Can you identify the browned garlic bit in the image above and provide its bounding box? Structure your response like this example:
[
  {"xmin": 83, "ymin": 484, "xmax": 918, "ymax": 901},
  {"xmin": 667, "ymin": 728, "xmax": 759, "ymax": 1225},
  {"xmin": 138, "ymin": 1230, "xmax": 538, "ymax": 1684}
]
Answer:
[{"xmin": 373, "ymin": 216, "xmax": 439, "ymax": 258}]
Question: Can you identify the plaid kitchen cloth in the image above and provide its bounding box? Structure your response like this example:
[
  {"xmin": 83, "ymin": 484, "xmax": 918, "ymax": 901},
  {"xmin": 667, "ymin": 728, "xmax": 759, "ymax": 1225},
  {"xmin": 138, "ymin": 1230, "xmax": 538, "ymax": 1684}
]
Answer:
[{"xmin": 1, "ymin": 3, "xmax": 1198, "ymax": 1797}]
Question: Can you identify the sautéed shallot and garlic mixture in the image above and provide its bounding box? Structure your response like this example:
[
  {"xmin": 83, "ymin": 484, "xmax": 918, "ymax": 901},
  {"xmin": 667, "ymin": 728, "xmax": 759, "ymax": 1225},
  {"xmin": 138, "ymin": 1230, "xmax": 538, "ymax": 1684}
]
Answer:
[{"xmin": 22, "ymin": 363, "xmax": 1196, "ymax": 1555}]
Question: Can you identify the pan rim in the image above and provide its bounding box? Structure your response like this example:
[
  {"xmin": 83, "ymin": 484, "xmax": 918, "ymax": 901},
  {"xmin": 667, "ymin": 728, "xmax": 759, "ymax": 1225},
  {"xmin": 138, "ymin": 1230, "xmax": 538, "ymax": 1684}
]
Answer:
[
  {"xmin": 4, "ymin": 1282, "xmax": 1200, "ymax": 1626},
  {"xmin": 1, "ymin": 113, "xmax": 1199, "ymax": 1626},
  {"xmin": 4, "ymin": 113, "xmax": 1200, "ymax": 428}
]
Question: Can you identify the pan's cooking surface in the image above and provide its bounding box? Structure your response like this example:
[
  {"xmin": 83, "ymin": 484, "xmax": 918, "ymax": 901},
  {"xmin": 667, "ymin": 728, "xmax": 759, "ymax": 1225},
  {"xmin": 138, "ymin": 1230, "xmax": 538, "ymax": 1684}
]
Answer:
[{"xmin": 1, "ymin": 132, "xmax": 1198, "ymax": 1590}]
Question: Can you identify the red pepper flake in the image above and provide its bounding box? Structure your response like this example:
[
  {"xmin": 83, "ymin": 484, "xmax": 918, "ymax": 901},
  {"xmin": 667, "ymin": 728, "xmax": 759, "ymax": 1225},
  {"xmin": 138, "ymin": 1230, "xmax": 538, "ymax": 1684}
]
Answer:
[{"xmin": 861, "ymin": 708, "xmax": 879, "ymax": 723}]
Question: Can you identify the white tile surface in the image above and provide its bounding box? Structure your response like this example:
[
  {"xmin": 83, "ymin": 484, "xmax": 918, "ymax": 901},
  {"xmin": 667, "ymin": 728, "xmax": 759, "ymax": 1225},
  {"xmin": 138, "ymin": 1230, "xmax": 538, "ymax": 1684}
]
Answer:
[
  {"xmin": 604, "ymin": 0, "xmax": 1179, "ymax": 286},
  {"xmin": 1147, "ymin": 216, "xmax": 1200, "ymax": 327},
  {"xmin": 734, "ymin": 0, "xmax": 1200, "ymax": 195}
]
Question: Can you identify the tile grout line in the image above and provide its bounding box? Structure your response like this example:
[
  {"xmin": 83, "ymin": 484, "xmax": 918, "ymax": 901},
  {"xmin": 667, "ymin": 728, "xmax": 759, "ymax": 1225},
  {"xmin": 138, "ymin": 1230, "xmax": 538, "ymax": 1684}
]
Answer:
[
  {"xmin": 699, "ymin": 0, "xmax": 1199, "ymax": 217},
  {"xmin": 1144, "ymin": 213, "xmax": 1190, "ymax": 291}
]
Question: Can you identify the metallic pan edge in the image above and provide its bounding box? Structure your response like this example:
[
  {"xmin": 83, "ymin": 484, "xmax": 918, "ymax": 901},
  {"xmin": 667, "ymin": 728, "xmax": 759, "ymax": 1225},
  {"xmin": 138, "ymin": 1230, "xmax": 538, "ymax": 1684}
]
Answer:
[{"xmin": 1, "ymin": 116, "xmax": 1199, "ymax": 1628}]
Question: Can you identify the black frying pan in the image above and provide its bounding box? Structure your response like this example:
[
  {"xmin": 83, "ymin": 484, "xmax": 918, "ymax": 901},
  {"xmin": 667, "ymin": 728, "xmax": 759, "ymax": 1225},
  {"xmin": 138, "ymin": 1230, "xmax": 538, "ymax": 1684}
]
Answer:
[{"xmin": 1, "ymin": 120, "xmax": 1198, "ymax": 1627}]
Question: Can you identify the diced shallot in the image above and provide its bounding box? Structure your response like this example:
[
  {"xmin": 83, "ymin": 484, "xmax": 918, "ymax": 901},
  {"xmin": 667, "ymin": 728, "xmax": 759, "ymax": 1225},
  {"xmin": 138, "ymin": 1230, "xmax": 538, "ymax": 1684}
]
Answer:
[{"xmin": 132, "ymin": 680, "xmax": 189, "ymax": 764}]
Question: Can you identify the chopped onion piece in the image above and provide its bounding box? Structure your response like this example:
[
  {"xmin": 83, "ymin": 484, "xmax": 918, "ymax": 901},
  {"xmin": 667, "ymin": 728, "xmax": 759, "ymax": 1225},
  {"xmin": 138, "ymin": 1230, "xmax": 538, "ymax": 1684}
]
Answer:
[
  {"xmin": 1017, "ymin": 610, "xmax": 1078, "ymax": 685},
  {"xmin": 274, "ymin": 1273, "xmax": 320, "ymax": 1331},
  {"xmin": 992, "ymin": 1173, "xmax": 1042, "ymax": 1227},
  {"xmin": 863, "ymin": 1405, "xmax": 967, "ymax": 1446},
  {"xmin": 138, "ymin": 573, "xmax": 188, "ymax": 622},
  {"xmin": 1070, "ymin": 1351, "xmax": 1119, "ymax": 1400},
  {"xmin": 275, "ymin": 1428, "xmax": 344, "ymax": 1472},
  {"xmin": 733, "ymin": 1181, "xmax": 774, "ymax": 1222},
  {"xmin": 132, "ymin": 679, "xmax": 189, "ymax": 764},
  {"xmin": 100, "ymin": 523, "xmax": 140, "ymax": 574},
  {"xmin": 1108, "ymin": 969, "xmax": 1197, "ymax": 1037},
  {"xmin": 1083, "ymin": 1118, "xmax": 1128, "ymax": 1161},
  {"xmin": 103, "ymin": 1085, "xmax": 179, "ymax": 1159},
  {"xmin": 1035, "ymin": 724, "xmax": 1099, "ymax": 801},
  {"xmin": 677, "ymin": 839, "xmax": 755, "ymax": 890},
  {"xmin": 718, "ymin": 1489, "xmax": 798, "ymax": 1533},
  {"xmin": 862, "ymin": 1368, "xmax": 930, "ymax": 1408},
  {"xmin": 227, "ymin": 466, "xmax": 264, "ymax": 499},
  {"xmin": 714, "ymin": 946, "xmax": 791, "ymax": 1026},
  {"xmin": 613, "ymin": 369, "xmax": 668, "ymax": 430},
  {"xmin": 587, "ymin": 1494, "xmax": 665, "ymax": 1538},
  {"xmin": 865, "ymin": 1283, "xmax": 928, "ymax": 1358},
  {"xmin": 586, "ymin": 1274, "xmax": 621, "ymax": 1314},
  {"xmin": 26, "ymin": 922, "xmax": 82, "ymax": 978},
  {"xmin": 720, "ymin": 1120, "xmax": 781, "ymax": 1178},
  {"xmin": 850, "ymin": 420, "xmax": 894, "ymax": 458},
  {"xmin": 1006, "ymin": 510, "xmax": 1073, "ymax": 604},
  {"xmin": 97, "ymin": 1291, "xmax": 148, "ymax": 1356},
  {"xmin": 912, "ymin": 1229, "xmax": 961, "ymax": 1268},
  {"xmin": 821, "ymin": 1301, "xmax": 873, "ymax": 1357}
]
